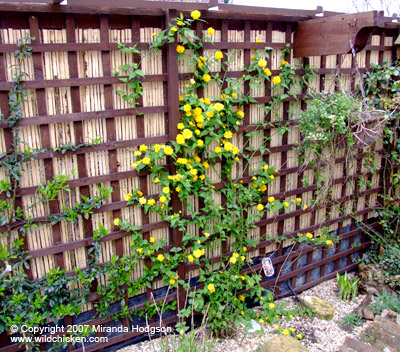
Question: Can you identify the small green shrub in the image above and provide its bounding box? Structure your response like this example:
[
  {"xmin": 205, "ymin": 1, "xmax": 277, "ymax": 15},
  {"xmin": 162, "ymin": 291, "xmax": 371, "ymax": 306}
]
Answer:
[
  {"xmin": 156, "ymin": 329, "xmax": 217, "ymax": 352},
  {"xmin": 371, "ymin": 292, "xmax": 400, "ymax": 315},
  {"xmin": 337, "ymin": 272, "xmax": 359, "ymax": 301},
  {"xmin": 339, "ymin": 312, "xmax": 363, "ymax": 328}
]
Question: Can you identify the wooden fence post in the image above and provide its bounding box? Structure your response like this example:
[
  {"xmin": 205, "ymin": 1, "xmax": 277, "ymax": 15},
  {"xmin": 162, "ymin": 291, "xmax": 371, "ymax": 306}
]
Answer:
[{"xmin": 165, "ymin": 9, "xmax": 186, "ymax": 318}]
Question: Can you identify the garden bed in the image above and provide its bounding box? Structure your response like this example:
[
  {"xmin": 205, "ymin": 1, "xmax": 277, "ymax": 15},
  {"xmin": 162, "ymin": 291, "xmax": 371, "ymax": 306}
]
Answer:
[{"xmin": 117, "ymin": 277, "xmax": 370, "ymax": 352}]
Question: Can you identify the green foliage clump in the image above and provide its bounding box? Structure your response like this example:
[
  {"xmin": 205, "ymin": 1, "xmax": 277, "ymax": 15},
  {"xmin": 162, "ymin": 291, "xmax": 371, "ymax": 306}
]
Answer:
[
  {"xmin": 337, "ymin": 272, "xmax": 359, "ymax": 301},
  {"xmin": 371, "ymin": 292, "xmax": 400, "ymax": 315}
]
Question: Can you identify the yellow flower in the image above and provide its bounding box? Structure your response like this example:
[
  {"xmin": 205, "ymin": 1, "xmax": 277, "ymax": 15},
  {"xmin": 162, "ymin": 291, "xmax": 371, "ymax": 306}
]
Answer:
[
  {"xmin": 239, "ymin": 295, "xmax": 245, "ymax": 301},
  {"xmin": 176, "ymin": 45, "xmax": 185, "ymax": 54},
  {"xmin": 157, "ymin": 254, "xmax": 165, "ymax": 262},
  {"xmin": 169, "ymin": 278, "xmax": 176, "ymax": 285},
  {"xmin": 233, "ymin": 252, "xmax": 239, "ymax": 258},
  {"xmin": 257, "ymin": 204, "xmax": 264, "ymax": 211},
  {"xmin": 224, "ymin": 142, "xmax": 233, "ymax": 151},
  {"xmin": 269, "ymin": 303, "xmax": 275, "ymax": 309},
  {"xmin": 191, "ymin": 10, "xmax": 201, "ymax": 20},
  {"xmin": 148, "ymin": 199, "xmax": 156, "ymax": 206},
  {"xmin": 268, "ymin": 196, "xmax": 275, "ymax": 203},
  {"xmin": 189, "ymin": 168, "xmax": 197, "ymax": 176},
  {"xmin": 284, "ymin": 201, "xmax": 289, "ymax": 207},
  {"xmin": 177, "ymin": 20, "xmax": 183, "ymax": 26},
  {"xmin": 154, "ymin": 177, "xmax": 160, "ymax": 184},
  {"xmin": 256, "ymin": 39, "xmax": 262, "ymax": 43},
  {"xmin": 139, "ymin": 197, "xmax": 147, "ymax": 205},
  {"xmin": 159, "ymin": 195, "xmax": 167, "ymax": 203},
  {"xmin": 134, "ymin": 151, "xmax": 142, "ymax": 156},
  {"xmin": 272, "ymin": 76, "xmax": 281, "ymax": 85},
  {"xmin": 326, "ymin": 240, "xmax": 333, "ymax": 246},
  {"xmin": 203, "ymin": 161, "xmax": 209, "ymax": 169},
  {"xmin": 136, "ymin": 247, "xmax": 143, "ymax": 253},
  {"xmin": 259, "ymin": 319, "xmax": 265, "ymax": 323},
  {"xmin": 154, "ymin": 144, "xmax": 162, "ymax": 153},
  {"xmin": 303, "ymin": 204, "xmax": 308, "ymax": 211},
  {"xmin": 162, "ymin": 187, "xmax": 170, "ymax": 194},
  {"xmin": 282, "ymin": 60, "xmax": 289, "ymax": 65},
  {"xmin": 200, "ymin": 174, "xmax": 206, "ymax": 180},
  {"xmin": 215, "ymin": 51, "xmax": 223, "ymax": 60},
  {"xmin": 203, "ymin": 73, "xmax": 211, "ymax": 83},
  {"xmin": 125, "ymin": 193, "xmax": 132, "ymax": 201},
  {"xmin": 263, "ymin": 68, "xmax": 272, "ymax": 76},
  {"xmin": 270, "ymin": 175, "xmax": 275, "ymax": 180},
  {"xmin": 197, "ymin": 139, "xmax": 204, "ymax": 147},
  {"xmin": 152, "ymin": 32, "xmax": 157, "ymax": 36},
  {"xmin": 113, "ymin": 218, "xmax": 120, "ymax": 226},
  {"xmin": 289, "ymin": 328, "xmax": 295, "ymax": 333},
  {"xmin": 182, "ymin": 129, "xmax": 193, "ymax": 139},
  {"xmin": 139, "ymin": 145, "xmax": 147, "ymax": 151},
  {"xmin": 204, "ymin": 232, "xmax": 210, "ymax": 238},
  {"xmin": 215, "ymin": 147, "xmax": 222, "ymax": 154},
  {"xmin": 177, "ymin": 123, "xmax": 184, "ymax": 130},
  {"xmin": 175, "ymin": 186, "xmax": 181, "ymax": 192},
  {"xmin": 193, "ymin": 249, "xmax": 205, "ymax": 258},
  {"xmin": 176, "ymin": 134, "xmax": 185, "ymax": 145},
  {"xmin": 188, "ymin": 254, "xmax": 194, "ymax": 262},
  {"xmin": 306, "ymin": 233, "xmax": 313, "ymax": 239},
  {"xmin": 243, "ymin": 246, "xmax": 247, "ymax": 252},
  {"xmin": 149, "ymin": 237, "xmax": 155, "ymax": 243},
  {"xmin": 190, "ymin": 78, "xmax": 195, "ymax": 86},
  {"xmin": 164, "ymin": 146, "xmax": 173, "ymax": 155},
  {"xmin": 208, "ymin": 283, "xmax": 215, "ymax": 293},
  {"xmin": 258, "ymin": 59, "xmax": 267, "ymax": 68},
  {"xmin": 224, "ymin": 131, "xmax": 233, "ymax": 139},
  {"xmin": 230, "ymin": 256, "xmax": 237, "ymax": 264},
  {"xmin": 183, "ymin": 104, "xmax": 191, "ymax": 112},
  {"xmin": 171, "ymin": 27, "xmax": 178, "ymax": 32},
  {"xmin": 214, "ymin": 102, "xmax": 224, "ymax": 111},
  {"xmin": 297, "ymin": 334, "xmax": 303, "ymax": 339},
  {"xmin": 179, "ymin": 94, "xmax": 183, "ymax": 101},
  {"xmin": 237, "ymin": 110, "xmax": 245, "ymax": 118},
  {"xmin": 142, "ymin": 157, "xmax": 151, "ymax": 165},
  {"xmin": 207, "ymin": 27, "xmax": 215, "ymax": 36},
  {"xmin": 194, "ymin": 156, "xmax": 201, "ymax": 163},
  {"xmin": 283, "ymin": 329, "xmax": 289, "ymax": 335},
  {"xmin": 240, "ymin": 311, "xmax": 244, "ymax": 315}
]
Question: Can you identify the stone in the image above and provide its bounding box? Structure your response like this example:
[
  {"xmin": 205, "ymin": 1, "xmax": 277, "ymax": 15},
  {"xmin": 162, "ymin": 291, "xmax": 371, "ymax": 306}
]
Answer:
[
  {"xmin": 261, "ymin": 335, "xmax": 309, "ymax": 352},
  {"xmin": 381, "ymin": 309, "xmax": 400, "ymax": 325},
  {"xmin": 358, "ymin": 264, "xmax": 396, "ymax": 296},
  {"xmin": 355, "ymin": 294, "xmax": 375, "ymax": 320},
  {"xmin": 302, "ymin": 296, "xmax": 335, "ymax": 320},
  {"xmin": 343, "ymin": 337, "xmax": 381, "ymax": 352}
]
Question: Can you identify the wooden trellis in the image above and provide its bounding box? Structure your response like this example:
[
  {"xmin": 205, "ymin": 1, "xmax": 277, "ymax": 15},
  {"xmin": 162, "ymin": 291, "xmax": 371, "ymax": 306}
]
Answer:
[{"xmin": 0, "ymin": 2, "xmax": 399, "ymax": 351}]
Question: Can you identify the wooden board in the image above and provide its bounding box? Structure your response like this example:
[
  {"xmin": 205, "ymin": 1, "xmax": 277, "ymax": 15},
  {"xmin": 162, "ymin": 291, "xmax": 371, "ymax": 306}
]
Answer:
[{"xmin": 294, "ymin": 11, "xmax": 384, "ymax": 57}]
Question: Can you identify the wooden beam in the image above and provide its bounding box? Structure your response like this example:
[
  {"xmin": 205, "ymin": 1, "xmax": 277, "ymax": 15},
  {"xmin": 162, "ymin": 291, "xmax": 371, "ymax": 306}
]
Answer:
[
  {"xmin": 0, "ymin": 0, "xmax": 63, "ymax": 3},
  {"xmin": 294, "ymin": 11, "xmax": 384, "ymax": 57},
  {"xmin": 395, "ymin": 34, "xmax": 400, "ymax": 59}
]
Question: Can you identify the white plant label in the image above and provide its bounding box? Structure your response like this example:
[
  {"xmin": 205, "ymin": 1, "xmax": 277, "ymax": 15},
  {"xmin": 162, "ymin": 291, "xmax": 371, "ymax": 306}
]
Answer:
[{"xmin": 262, "ymin": 257, "xmax": 274, "ymax": 277}]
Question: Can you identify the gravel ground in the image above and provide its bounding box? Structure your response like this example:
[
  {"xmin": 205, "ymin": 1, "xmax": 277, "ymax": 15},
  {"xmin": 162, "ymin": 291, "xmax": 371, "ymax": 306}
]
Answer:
[{"xmin": 118, "ymin": 277, "xmax": 371, "ymax": 352}]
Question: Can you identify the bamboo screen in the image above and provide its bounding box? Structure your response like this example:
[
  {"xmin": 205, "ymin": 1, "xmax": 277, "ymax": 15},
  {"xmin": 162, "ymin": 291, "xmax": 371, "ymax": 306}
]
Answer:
[{"xmin": 0, "ymin": 5, "xmax": 398, "ymax": 352}]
